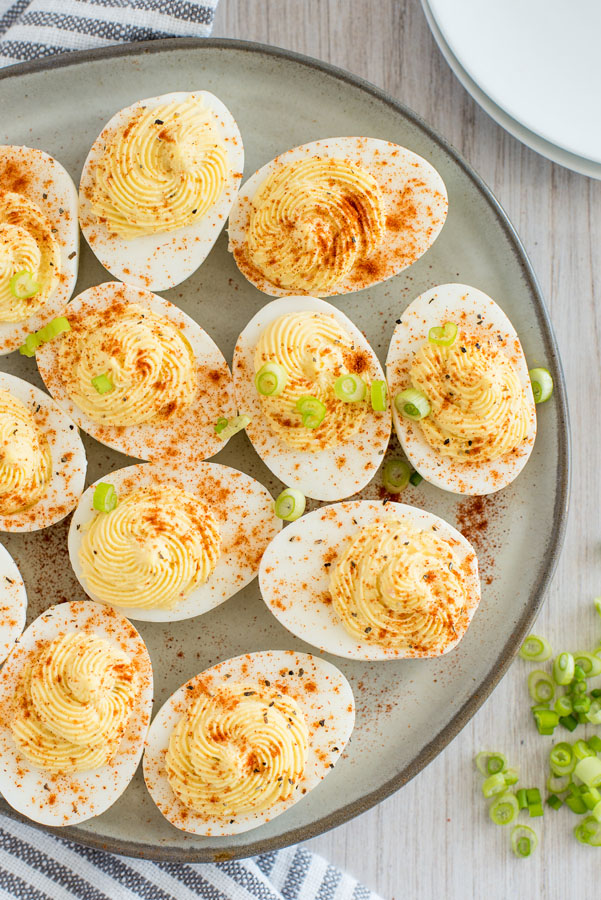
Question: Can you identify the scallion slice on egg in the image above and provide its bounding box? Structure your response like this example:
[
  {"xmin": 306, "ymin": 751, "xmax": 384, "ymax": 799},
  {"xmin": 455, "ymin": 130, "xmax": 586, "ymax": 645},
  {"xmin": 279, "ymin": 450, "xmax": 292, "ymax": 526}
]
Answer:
[
  {"xmin": 428, "ymin": 321, "xmax": 458, "ymax": 347},
  {"xmin": 334, "ymin": 374, "xmax": 366, "ymax": 403},
  {"xmin": 296, "ymin": 396, "xmax": 326, "ymax": 429},
  {"xmin": 214, "ymin": 415, "xmax": 251, "ymax": 441},
  {"xmin": 394, "ymin": 388, "xmax": 430, "ymax": 421},
  {"xmin": 529, "ymin": 367, "xmax": 553, "ymax": 404},
  {"xmin": 382, "ymin": 458, "xmax": 411, "ymax": 493},
  {"xmin": 93, "ymin": 482, "xmax": 118, "ymax": 513},
  {"xmin": 9, "ymin": 270, "xmax": 40, "ymax": 300},
  {"xmin": 274, "ymin": 488, "xmax": 306, "ymax": 522},
  {"xmin": 370, "ymin": 379, "xmax": 387, "ymax": 412},
  {"xmin": 18, "ymin": 316, "xmax": 71, "ymax": 357},
  {"xmin": 255, "ymin": 362, "xmax": 288, "ymax": 397},
  {"xmin": 91, "ymin": 373, "xmax": 114, "ymax": 395}
]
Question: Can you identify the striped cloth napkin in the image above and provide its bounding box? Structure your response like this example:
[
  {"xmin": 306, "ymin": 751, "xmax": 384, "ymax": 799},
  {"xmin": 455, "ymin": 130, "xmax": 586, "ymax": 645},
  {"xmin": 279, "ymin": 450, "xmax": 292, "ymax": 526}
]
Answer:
[{"xmin": 0, "ymin": 3, "xmax": 385, "ymax": 899}]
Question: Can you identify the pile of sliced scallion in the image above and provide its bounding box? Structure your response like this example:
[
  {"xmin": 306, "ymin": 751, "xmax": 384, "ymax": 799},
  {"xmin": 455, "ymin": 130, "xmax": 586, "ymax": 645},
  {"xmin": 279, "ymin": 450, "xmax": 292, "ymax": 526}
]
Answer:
[{"xmin": 476, "ymin": 599, "xmax": 601, "ymax": 854}]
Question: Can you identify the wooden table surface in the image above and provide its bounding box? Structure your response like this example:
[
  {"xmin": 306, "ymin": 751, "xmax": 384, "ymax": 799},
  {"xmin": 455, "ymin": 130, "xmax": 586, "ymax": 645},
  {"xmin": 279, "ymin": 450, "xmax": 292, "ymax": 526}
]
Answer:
[{"xmin": 213, "ymin": 2, "xmax": 600, "ymax": 897}]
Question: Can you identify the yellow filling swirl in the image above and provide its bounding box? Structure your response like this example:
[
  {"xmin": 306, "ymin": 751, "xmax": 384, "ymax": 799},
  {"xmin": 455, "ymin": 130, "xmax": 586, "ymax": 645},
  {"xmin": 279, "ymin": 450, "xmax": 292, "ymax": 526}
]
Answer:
[
  {"xmin": 246, "ymin": 157, "xmax": 385, "ymax": 294},
  {"xmin": 410, "ymin": 334, "xmax": 530, "ymax": 462},
  {"xmin": 58, "ymin": 302, "xmax": 197, "ymax": 427},
  {"xmin": 165, "ymin": 681, "xmax": 308, "ymax": 816},
  {"xmin": 79, "ymin": 486, "xmax": 221, "ymax": 610},
  {"xmin": 90, "ymin": 96, "xmax": 229, "ymax": 239},
  {"xmin": 329, "ymin": 519, "xmax": 468, "ymax": 654},
  {"xmin": 0, "ymin": 389, "xmax": 51, "ymax": 515},
  {"xmin": 254, "ymin": 311, "xmax": 368, "ymax": 451},
  {"xmin": 0, "ymin": 192, "xmax": 60, "ymax": 322},
  {"xmin": 10, "ymin": 632, "xmax": 139, "ymax": 773}
]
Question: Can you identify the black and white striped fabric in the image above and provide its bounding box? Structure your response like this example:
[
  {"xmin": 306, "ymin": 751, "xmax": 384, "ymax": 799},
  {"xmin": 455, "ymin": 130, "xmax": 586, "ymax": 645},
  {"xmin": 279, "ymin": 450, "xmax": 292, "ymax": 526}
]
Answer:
[
  {"xmin": 0, "ymin": 0, "xmax": 217, "ymax": 66},
  {"xmin": 0, "ymin": 3, "xmax": 384, "ymax": 899}
]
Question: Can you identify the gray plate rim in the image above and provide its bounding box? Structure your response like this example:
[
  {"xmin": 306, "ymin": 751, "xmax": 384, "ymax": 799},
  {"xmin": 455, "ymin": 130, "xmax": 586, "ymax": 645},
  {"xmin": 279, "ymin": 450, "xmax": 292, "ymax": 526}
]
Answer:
[{"xmin": 0, "ymin": 37, "xmax": 571, "ymax": 861}]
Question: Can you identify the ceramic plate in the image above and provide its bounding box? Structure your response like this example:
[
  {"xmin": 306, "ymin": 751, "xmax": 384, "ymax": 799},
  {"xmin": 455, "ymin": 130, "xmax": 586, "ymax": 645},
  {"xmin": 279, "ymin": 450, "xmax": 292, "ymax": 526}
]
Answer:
[
  {"xmin": 420, "ymin": 0, "xmax": 601, "ymax": 180},
  {"xmin": 426, "ymin": 0, "xmax": 601, "ymax": 168},
  {"xmin": 0, "ymin": 38, "xmax": 569, "ymax": 861}
]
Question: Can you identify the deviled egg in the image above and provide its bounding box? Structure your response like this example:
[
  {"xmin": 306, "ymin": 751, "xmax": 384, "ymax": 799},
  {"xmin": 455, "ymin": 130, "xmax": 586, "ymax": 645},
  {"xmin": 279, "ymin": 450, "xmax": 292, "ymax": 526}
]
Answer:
[
  {"xmin": 36, "ymin": 281, "xmax": 236, "ymax": 463},
  {"xmin": 79, "ymin": 91, "xmax": 244, "ymax": 291},
  {"xmin": 143, "ymin": 649, "xmax": 355, "ymax": 835},
  {"xmin": 233, "ymin": 295, "xmax": 391, "ymax": 501},
  {"xmin": 0, "ymin": 145, "xmax": 78, "ymax": 354},
  {"xmin": 0, "ymin": 600, "xmax": 153, "ymax": 826},
  {"xmin": 0, "ymin": 543, "xmax": 26, "ymax": 664},
  {"xmin": 0, "ymin": 371, "xmax": 86, "ymax": 532},
  {"xmin": 259, "ymin": 500, "xmax": 480, "ymax": 661},
  {"xmin": 68, "ymin": 460, "xmax": 281, "ymax": 622},
  {"xmin": 228, "ymin": 136, "xmax": 447, "ymax": 298},
  {"xmin": 386, "ymin": 284, "xmax": 537, "ymax": 495}
]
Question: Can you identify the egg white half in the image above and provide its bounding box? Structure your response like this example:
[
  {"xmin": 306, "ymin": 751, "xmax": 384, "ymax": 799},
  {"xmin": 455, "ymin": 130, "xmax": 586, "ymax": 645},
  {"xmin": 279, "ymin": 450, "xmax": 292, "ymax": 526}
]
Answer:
[
  {"xmin": 0, "ymin": 372, "xmax": 86, "ymax": 532},
  {"xmin": 0, "ymin": 543, "xmax": 26, "ymax": 664},
  {"xmin": 36, "ymin": 281, "xmax": 236, "ymax": 463},
  {"xmin": 79, "ymin": 91, "xmax": 244, "ymax": 291},
  {"xmin": 386, "ymin": 284, "xmax": 537, "ymax": 495},
  {"xmin": 228, "ymin": 136, "xmax": 447, "ymax": 298},
  {"xmin": 233, "ymin": 295, "xmax": 391, "ymax": 501},
  {"xmin": 143, "ymin": 649, "xmax": 355, "ymax": 835},
  {"xmin": 0, "ymin": 145, "xmax": 79, "ymax": 355},
  {"xmin": 0, "ymin": 600, "xmax": 153, "ymax": 827},
  {"xmin": 259, "ymin": 499, "xmax": 481, "ymax": 661},
  {"xmin": 68, "ymin": 460, "xmax": 282, "ymax": 622}
]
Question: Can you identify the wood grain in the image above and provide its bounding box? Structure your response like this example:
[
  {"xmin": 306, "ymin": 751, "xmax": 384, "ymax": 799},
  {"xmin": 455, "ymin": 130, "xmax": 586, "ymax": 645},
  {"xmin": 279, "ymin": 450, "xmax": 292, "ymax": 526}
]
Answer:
[{"xmin": 213, "ymin": 2, "xmax": 601, "ymax": 897}]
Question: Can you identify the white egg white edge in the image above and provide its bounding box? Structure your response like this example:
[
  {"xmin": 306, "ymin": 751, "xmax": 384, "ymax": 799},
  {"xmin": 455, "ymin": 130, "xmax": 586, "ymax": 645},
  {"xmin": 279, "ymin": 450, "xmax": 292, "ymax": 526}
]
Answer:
[
  {"xmin": 0, "ymin": 371, "xmax": 86, "ymax": 533},
  {"xmin": 35, "ymin": 280, "xmax": 236, "ymax": 462},
  {"xmin": 68, "ymin": 460, "xmax": 282, "ymax": 622},
  {"xmin": 0, "ymin": 600, "xmax": 153, "ymax": 827},
  {"xmin": 0, "ymin": 145, "xmax": 79, "ymax": 355},
  {"xmin": 259, "ymin": 499, "xmax": 481, "ymax": 661},
  {"xmin": 79, "ymin": 91, "xmax": 244, "ymax": 291},
  {"xmin": 386, "ymin": 283, "xmax": 537, "ymax": 496},
  {"xmin": 227, "ymin": 135, "xmax": 448, "ymax": 298},
  {"xmin": 142, "ymin": 649, "xmax": 355, "ymax": 836},
  {"xmin": 0, "ymin": 543, "xmax": 27, "ymax": 665},
  {"xmin": 233, "ymin": 295, "xmax": 391, "ymax": 501}
]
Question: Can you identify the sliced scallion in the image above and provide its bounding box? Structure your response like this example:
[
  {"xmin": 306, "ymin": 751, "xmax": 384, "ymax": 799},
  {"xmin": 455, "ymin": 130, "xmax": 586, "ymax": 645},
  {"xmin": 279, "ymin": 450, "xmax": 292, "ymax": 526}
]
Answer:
[
  {"xmin": 296, "ymin": 396, "xmax": 326, "ymax": 429},
  {"xmin": 475, "ymin": 751, "xmax": 507, "ymax": 777},
  {"xmin": 529, "ymin": 367, "xmax": 553, "ymax": 404},
  {"xmin": 552, "ymin": 651, "xmax": 575, "ymax": 685},
  {"xmin": 549, "ymin": 742, "xmax": 575, "ymax": 776},
  {"xmin": 214, "ymin": 417, "xmax": 229, "ymax": 434},
  {"xmin": 93, "ymin": 482, "xmax": 117, "ymax": 513},
  {"xmin": 482, "ymin": 773, "xmax": 507, "ymax": 798},
  {"xmin": 573, "ymin": 740, "xmax": 595, "ymax": 761},
  {"xmin": 274, "ymin": 488, "xmax": 306, "ymax": 522},
  {"xmin": 582, "ymin": 787, "xmax": 601, "ymax": 810},
  {"xmin": 489, "ymin": 792, "xmax": 519, "ymax": 826},
  {"xmin": 38, "ymin": 316, "xmax": 70, "ymax": 342},
  {"xmin": 504, "ymin": 768, "xmax": 519, "ymax": 786},
  {"xmin": 559, "ymin": 713, "xmax": 578, "ymax": 732},
  {"xmin": 428, "ymin": 322, "xmax": 458, "ymax": 347},
  {"xmin": 574, "ymin": 817, "xmax": 601, "ymax": 846},
  {"xmin": 409, "ymin": 470, "xmax": 423, "ymax": 486},
  {"xmin": 574, "ymin": 652, "xmax": 601, "ymax": 677},
  {"xmin": 547, "ymin": 772, "xmax": 571, "ymax": 794},
  {"xmin": 554, "ymin": 695, "xmax": 573, "ymax": 717},
  {"xmin": 588, "ymin": 735, "xmax": 601, "ymax": 753},
  {"xmin": 394, "ymin": 388, "xmax": 430, "ymax": 421},
  {"xmin": 10, "ymin": 269, "xmax": 40, "ymax": 300},
  {"xmin": 516, "ymin": 788, "xmax": 528, "ymax": 810},
  {"xmin": 532, "ymin": 707, "xmax": 559, "ymax": 735},
  {"xmin": 370, "ymin": 380, "xmax": 388, "ymax": 412},
  {"xmin": 574, "ymin": 756, "xmax": 601, "ymax": 788},
  {"xmin": 511, "ymin": 825, "xmax": 538, "ymax": 858},
  {"xmin": 334, "ymin": 374, "xmax": 366, "ymax": 403},
  {"xmin": 528, "ymin": 670, "xmax": 555, "ymax": 704},
  {"xmin": 382, "ymin": 458, "xmax": 411, "ymax": 494},
  {"xmin": 546, "ymin": 794, "xmax": 563, "ymax": 810},
  {"xmin": 255, "ymin": 362, "xmax": 288, "ymax": 397},
  {"xmin": 215, "ymin": 415, "xmax": 251, "ymax": 441},
  {"xmin": 91, "ymin": 373, "xmax": 113, "ymax": 394},
  {"xmin": 519, "ymin": 634, "xmax": 552, "ymax": 662}
]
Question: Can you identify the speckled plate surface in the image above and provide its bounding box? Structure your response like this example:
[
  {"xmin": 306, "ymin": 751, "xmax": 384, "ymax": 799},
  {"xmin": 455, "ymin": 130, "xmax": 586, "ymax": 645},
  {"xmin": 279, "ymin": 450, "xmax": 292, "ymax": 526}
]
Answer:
[{"xmin": 0, "ymin": 38, "xmax": 569, "ymax": 861}]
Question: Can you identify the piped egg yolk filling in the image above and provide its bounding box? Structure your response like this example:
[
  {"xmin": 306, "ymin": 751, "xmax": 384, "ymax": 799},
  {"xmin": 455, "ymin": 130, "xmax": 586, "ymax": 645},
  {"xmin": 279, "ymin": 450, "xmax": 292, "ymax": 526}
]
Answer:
[
  {"xmin": 79, "ymin": 485, "xmax": 221, "ymax": 610},
  {"xmin": 0, "ymin": 389, "xmax": 51, "ymax": 516},
  {"xmin": 165, "ymin": 681, "xmax": 308, "ymax": 817},
  {"xmin": 90, "ymin": 95, "xmax": 229, "ymax": 239},
  {"xmin": 411, "ymin": 333, "xmax": 530, "ymax": 462},
  {"xmin": 0, "ymin": 192, "xmax": 60, "ymax": 323},
  {"xmin": 58, "ymin": 301, "xmax": 197, "ymax": 427},
  {"xmin": 10, "ymin": 631, "xmax": 139, "ymax": 774},
  {"xmin": 245, "ymin": 157, "xmax": 385, "ymax": 294},
  {"xmin": 254, "ymin": 311, "xmax": 369, "ymax": 451},
  {"xmin": 329, "ymin": 518, "xmax": 468, "ymax": 655}
]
